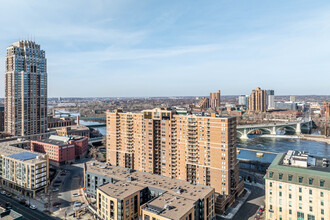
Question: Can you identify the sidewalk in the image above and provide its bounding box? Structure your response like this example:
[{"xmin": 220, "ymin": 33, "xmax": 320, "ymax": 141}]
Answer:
[{"xmin": 217, "ymin": 188, "xmax": 251, "ymax": 219}]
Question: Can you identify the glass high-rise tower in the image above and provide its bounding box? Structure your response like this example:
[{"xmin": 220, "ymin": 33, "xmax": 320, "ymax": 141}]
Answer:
[{"xmin": 5, "ymin": 40, "xmax": 47, "ymax": 136}]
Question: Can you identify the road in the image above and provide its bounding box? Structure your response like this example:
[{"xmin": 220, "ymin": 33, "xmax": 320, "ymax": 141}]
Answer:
[
  {"xmin": 233, "ymin": 184, "xmax": 265, "ymax": 220},
  {"xmin": 0, "ymin": 193, "xmax": 60, "ymax": 220},
  {"xmin": 50, "ymin": 159, "xmax": 88, "ymax": 218}
]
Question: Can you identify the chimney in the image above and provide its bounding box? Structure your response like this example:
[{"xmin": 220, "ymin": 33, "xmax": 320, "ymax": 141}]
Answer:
[{"xmin": 77, "ymin": 115, "xmax": 80, "ymax": 126}]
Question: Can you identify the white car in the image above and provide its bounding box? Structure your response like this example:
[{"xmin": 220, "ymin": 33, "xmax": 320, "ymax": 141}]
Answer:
[
  {"xmin": 73, "ymin": 201, "xmax": 82, "ymax": 207},
  {"xmin": 72, "ymin": 193, "xmax": 80, "ymax": 197},
  {"xmin": 52, "ymin": 188, "xmax": 59, "ymax": 192},
  {"xmin": 0, "ymin": 191, "xmax": 5, "ymax": 195},
  {"xmin": 30, "ymin": 205, "xmax": 37, "ymax": 210}
]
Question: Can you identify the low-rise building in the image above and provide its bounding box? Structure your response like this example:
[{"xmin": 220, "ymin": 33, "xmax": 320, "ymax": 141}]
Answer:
[
  {"xmin": 265, "ymin": 150, "xmax": 330, "ymax": 220},
  {"xmin": 31, "ymin": 135, "xmax": 88, "ymax": 166},
  {"xmin": 0, "ymin": 140, "xmax": 49, "ymax": 197},
  {"xmin": 49, "ymin": 125, "xmax": 90, "ymax": 138},
  {"xmin": 47, "ymin": 116, "xmax": 75, "ymax": 129},
  {"xmin": 84, "ymin": 161, "xmax": 215, "ymax": 220}
]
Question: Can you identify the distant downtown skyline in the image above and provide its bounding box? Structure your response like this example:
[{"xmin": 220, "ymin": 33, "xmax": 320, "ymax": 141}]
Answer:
[{"xmin": 0, "ymin": 1, "xmax": 330, "ymax": 97}]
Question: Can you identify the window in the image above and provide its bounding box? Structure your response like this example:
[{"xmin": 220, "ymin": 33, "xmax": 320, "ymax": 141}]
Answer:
[
  {"xmin": 289, "ymin": 194, "xmax": 292, "ymax": 199},
  {"xmin": 321, "ymin": 209, "xmax": 324, "ymax": 215},
  {"xmin": 279, "ymin": 173, "xmax": 283, "ymax": 180},
  {"xmin": 309, "ymin": 197, "xmax": 312, "ymax": 203},
  {"xmin": 288, "ymin": 174, "xmax": 293, "ymax": 181},
  {"xmin": 309, "ymin": 178, "xmax": 313, "ymax": 185},
  {"xmin": 270, "ymin": 205, "xmax": 273, "ymax": 210},
  {"xmin": 299, "ymin": 187, "xmax": 302, "ymax": 193},
  {"xmin": 269, "ymin": 172, "xmax": 273, "ymax": 178},
  {"xmin": 320, "ymin": 179, "xmax": 325, "ymax": 187},
  {"xmin": 307, "ymin": 214, "xmax": 315, "ymax": 220},
  {"xmin": 309, "ymin": 206, "xmax": 312, "ymax": 212},
  {"xmin": 269, "ymin": 189, "xmax": 272, "ymax": 195},
  {"xmin": 288, "ymin": 185, "xmax": 292, "ymax": 191},
  {"xmin": 321, "ymin": 200, "xmax": 324, "ymax": 206},
  {"xmin": 279, "ymin": 207, "xmax": 282, "ymax": 212},
  {"xmin": 279, "ymin": 192, "xmax": 282, "ymax": 197},
  {"xmin": 289, "ymin": 201, "xmax": 292, "ymax": 207},
  {"xmin": 299, "ymin": 196, "xmax": 302, "ymax": 201},
  {"xmin": 309, "ymin": 189, "xmax": 312, "ymax": 195},
  {"xmin": 289, "ymin": 209, "xmax": 292, "ymax": 214},
  {"xmin": 297, "ymin": 212, "xmax": 304, "ymax": 220},
  {"xmin": 320, "ymin": 191, "xmax": 324, "ymax": 197},
  {"xmin": 279, "ymin": 184, "xmax": 282, "ymax": 189},
  {"xmin": 269, "ymin": 182, "xmax": 272, "ymax": 187},
  {"xmin": 299, "ymin": 176, "xmax": 303, "ymax": 183},
  {"xmin": 299, "ymin": 203, "xmax": 302, "ymax": 209}
]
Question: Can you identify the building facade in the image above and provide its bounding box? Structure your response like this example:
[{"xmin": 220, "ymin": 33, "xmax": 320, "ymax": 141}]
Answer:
[
  {"xmin": 210, "ymin": 90, "xmax": 221, "ymax": 109},
  {"xmin": 49, "ymin": 125, "xmax": 90, "ymax": 138},
  {"xmin": 0, "ymin": 140, "xmax": 49, "ymax": 197},
  {"xmin": 0, "ymin": 104, "xmax": 4, "ymax": 132},
  {"xmin": 31, "ymin": 135, "xmax": 88, "ymax": 166},
  {"xmin": 84, "ymin": 161, "xmax": 215, "ymax": 220},
  {"xmin": 238, "ymin": 95, "xmax": 248, "ymax": 106},
  {"xmin": 265, "ymin": 150, "xmax": 330, "ymax": 220},
  {"xmin": 5, "ymin": 41, "xmax": 47, "ymax": 136},
  {"xmin": 266, "ymin": 90, "xmax": 275, "ymax": 109},
  {"xmin": 106, "ymin": 108, "xmax": 243, "ymax": 214},
  {"xmin": 248, "ymin": 87, "xmax": 266, "ymax": 113}
]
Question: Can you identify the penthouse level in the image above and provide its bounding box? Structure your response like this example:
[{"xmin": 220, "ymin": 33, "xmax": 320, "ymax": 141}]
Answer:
[{"xmin": 84, "ymin": 161, "xmax": 215, "ymax": 220}]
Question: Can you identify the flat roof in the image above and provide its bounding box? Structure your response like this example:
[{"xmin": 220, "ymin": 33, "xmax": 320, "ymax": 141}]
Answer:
[
  {"xmin": 270, "ymin": 153, "xmax": 330, "ymax": 176},
  {"xmin": 8, "ymin": 152, "xmax": 39, "ymax": 161},
  {"xmin": 0, "ymin": 140, "xmax": 46, "ymax": 164},
  {"xmin": 99, "ymin": 182, "xmax": 144, "ymax": 200},
  {"xmin": 85, "ymin": 161, "xmax": 214, "ymax": 201},
  {"xmin": 142, "ymin": 193, "xmax": 195, "ymax": 219}
]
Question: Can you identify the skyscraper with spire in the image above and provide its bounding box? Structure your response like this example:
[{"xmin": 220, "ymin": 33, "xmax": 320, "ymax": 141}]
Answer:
[{"xmin": 5, "ymin": 40, "xmax": 47, "ymax": 136}]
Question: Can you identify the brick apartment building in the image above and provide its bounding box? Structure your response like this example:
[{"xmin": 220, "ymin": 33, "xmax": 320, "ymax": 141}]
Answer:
[
  {"xmin": 106, "ymin": 108, "xmax": 243, "ymax": 214},
  {"xmin": 31, "ymin": 135, "xmax": 88, "ymax": 166}
]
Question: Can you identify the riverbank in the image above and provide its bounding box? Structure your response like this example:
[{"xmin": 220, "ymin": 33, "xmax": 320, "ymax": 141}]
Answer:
[{"xmin": 300, "ymin": 134, "xmax": 330, "ymax": 144}]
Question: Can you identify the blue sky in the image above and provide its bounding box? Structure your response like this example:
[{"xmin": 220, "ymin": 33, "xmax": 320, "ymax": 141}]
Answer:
[{"xmin": 0, "ymin": 0, "xmax": 329, "ymax": 97}]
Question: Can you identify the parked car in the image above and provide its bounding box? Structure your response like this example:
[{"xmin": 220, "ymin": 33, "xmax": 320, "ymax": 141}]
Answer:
[
  {"xmin": 52, "ymin": 188, "xmax": 59, "ymax": 192},
  {"xmin": 5, "ymin": 193, "xmax": 11, "ymax": 198},
  {"xmin": 72, "ymin": 193, "xmax": 80, "ymax": 197},
  {"xmin": 19, "ymin": 199, "xmax": 27, "ymax": 205},
  {"xmin": 73, "ymin": 201, "xmax": 82, "ymax": 207},
  {"xmin": 0, "ymin": 191, "xmax": 5, "ymax": 195},
  {"xmin": 29, "ymin": 205, "xmax": 37, "ymax": 210}
]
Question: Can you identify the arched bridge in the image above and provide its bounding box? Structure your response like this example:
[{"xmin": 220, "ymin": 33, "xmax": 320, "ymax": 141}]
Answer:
[{"xmin": 237, "ymin": 119, "xmax": 313, "ymax": 139}]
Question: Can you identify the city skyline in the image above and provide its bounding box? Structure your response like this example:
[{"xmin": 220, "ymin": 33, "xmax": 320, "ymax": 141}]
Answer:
[{"xmin": 0, "ymin": 1, "xmax": 330, "ymax": 97}]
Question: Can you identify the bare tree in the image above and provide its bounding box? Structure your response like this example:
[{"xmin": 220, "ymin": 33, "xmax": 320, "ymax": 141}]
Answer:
[{"xmin": 89, "ymin": 147, "xmax": 98, "ymax": 159}]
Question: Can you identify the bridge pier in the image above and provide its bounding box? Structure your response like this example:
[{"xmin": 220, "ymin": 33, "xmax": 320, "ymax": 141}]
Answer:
[
  {"xmin": 240, "ymin": 129, "xmax": 249, "ymax": 139},
  {"xmin": 296, "ymin": 123, "xmax": 301, "ymax": 135},
  {"xmin": 270, "ymin": 126, "xmax": 277, "ymax": 135}
]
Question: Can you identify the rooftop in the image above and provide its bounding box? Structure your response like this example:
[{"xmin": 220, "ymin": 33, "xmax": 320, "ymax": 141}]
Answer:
[
  {"xmin": 266, "ymin": 150, "xmax": 330, "ymax": 189},
  {"xmin": 142, "ymin": 193, "xmax": 195, "ymax": 219},
  {"xmin": 98, "ymin": 181, "xmax": 144, "ymax": 200},
  {"xmin": 85, "ymin": 161, "xmax": 214, "ymax": 201},
  {"xmin": 32, "ymin": 135, "xmax": 86, "ymax": 146},
  {"xmin": 0, "ymin": 140, "xmax": 46, "ymax": 164}
]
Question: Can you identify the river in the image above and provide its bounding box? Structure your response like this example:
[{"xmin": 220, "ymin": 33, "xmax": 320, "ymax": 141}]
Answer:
[{"xmin": 79, "ymin": 120, "xmax": 330, "ymax": 163}]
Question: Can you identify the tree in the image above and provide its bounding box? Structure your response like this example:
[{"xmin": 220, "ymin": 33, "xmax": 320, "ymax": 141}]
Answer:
[{"xmin": 89, "ymin": 146, "xmax": 98, "ymax": 159}]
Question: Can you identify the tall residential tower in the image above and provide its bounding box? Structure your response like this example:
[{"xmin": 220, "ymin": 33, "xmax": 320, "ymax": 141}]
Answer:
[
  {"xmin": 5, "ymin": 41, "xmax": 47, "ymax": 136},
  {"xmin": 106, "ymin": 108, "xmax": 243, "ymax": 214},
  {"xmin": 248, "ymin": 87, "xmax": 266, "ymax": 113},
  {"xmin": 210, "ymin": 90, "xmax": 221, "ymax": 108}
]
